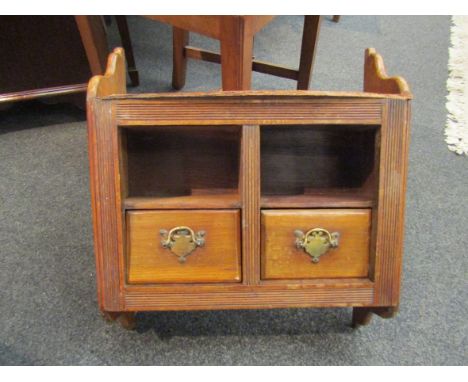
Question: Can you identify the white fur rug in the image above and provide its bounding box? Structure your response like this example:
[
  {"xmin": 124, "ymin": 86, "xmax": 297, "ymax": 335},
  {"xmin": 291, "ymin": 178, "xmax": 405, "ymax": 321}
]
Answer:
[{"xmin": 446, "ymin": 16, "xmax": 468, "ymax": 155}]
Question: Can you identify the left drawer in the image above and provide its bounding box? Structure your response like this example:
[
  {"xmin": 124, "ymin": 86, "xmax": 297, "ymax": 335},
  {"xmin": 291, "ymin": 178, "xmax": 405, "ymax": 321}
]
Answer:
[{"xmin": 126, "ymin": 210, "xmax": 241, "ymax": 284}]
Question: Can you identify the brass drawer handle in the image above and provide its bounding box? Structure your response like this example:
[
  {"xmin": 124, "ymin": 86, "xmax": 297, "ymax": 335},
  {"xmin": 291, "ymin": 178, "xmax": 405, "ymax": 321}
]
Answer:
[
  {"xmin": 294, "ymin": 228, "xmax": 339, "ymax": 263},
  {"xmin": 160, "ymin": 226, "xmax": 205, "ymax": 263}
]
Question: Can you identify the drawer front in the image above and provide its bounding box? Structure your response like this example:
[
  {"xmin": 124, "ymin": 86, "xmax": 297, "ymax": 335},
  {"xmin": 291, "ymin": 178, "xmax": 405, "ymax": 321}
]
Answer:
[
  {"xmin": 261, "ymin": 209, "xmax": 371, "ymax": 279},
  {"xmin": 126, "ymin": 210, "xmax": 241, "ymax": 284}
]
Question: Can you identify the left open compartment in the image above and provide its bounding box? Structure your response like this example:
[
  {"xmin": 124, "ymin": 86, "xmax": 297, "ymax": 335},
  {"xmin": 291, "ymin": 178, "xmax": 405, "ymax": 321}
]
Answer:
[
  {"xmin": 120, "ymin": 125, "xmax": 241, "ymax": 209},
  {"xmin": 119, "ymin": 125, "xmax": 243, "ymax": 284}
]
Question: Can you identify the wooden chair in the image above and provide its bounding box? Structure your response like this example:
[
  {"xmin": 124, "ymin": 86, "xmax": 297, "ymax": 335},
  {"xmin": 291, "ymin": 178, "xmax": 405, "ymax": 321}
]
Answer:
[{"xmin": 145, "ymin": 16, "xmax": 322, "ymax": 90}]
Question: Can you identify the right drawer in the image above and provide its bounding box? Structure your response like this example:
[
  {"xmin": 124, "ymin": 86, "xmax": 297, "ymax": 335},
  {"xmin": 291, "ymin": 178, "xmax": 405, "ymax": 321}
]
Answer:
[{"xmin": 261, "ymin": 209, "xmax": 371, "ymax": 280}]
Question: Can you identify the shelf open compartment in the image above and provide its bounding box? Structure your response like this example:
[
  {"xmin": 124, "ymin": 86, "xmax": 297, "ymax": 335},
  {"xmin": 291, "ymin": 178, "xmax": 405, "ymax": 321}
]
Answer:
[
  {"xmin": 260, "ymin": 124, "xmax": 379, "ymax": 208},
  {"xmin": 120, "ymin": 125, "xmax": 241, "ymax": 209}
]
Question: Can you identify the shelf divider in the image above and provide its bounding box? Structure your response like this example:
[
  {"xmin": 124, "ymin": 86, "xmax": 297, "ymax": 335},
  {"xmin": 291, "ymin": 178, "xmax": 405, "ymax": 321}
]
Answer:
[
  {"xmin": 124, "ymin": 192, "xmax": 240, "ymax": 210},
  {"xmin": 261, "ymin": 189, "xmax": 374, "ymax": 209},
  {"xmin": 241, "ymin": 125, "xmax": 261, "ymax": 285}
]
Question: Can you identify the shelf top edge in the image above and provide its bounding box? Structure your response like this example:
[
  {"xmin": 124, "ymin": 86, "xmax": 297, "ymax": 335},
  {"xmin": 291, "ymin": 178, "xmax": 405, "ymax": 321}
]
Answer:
[{"xmin": 98, "ymin": 90, "xmax": 412, "ymax": 102}]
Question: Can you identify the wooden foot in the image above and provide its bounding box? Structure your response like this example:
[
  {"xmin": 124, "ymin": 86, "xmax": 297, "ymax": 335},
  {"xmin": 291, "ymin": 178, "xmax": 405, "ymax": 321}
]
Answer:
[
  {"xmin": 352, "ymin": 306, "xmax": 398, "ymax": 328},
  {"xmin": 352, "ymin": 307, "xmax": 373, "ymax": 328},
  {"xmin": 102, "ymin": 311, "xmax": 137, "ymax": 330}
]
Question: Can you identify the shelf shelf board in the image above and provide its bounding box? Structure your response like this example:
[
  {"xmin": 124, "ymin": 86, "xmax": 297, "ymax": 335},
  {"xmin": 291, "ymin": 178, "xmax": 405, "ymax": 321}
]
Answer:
[
  {"xmin": 124, "ymin": 193, "xmax": 241, "ymax": 210},
  {"xmin": 261, "ymin": 191, "xmax": 374, "ymax": 209}
]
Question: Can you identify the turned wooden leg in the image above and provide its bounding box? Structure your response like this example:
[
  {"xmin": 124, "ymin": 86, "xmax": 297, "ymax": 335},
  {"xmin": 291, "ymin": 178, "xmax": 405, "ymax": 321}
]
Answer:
[
  {"xmin": 297, "ymin": 15, "xmax": 321, "ymax": 90},
  {"xmin": 115, "ymin": 16, "xmax": 139, "ymax": 87},
  {"xmin": 102, "ymin": 311, "xmax": 137, "ymax": 330},
  {"xmin": 352, "ymin": 307, "xmax": 373, "ymax": 328},
  {"xmin": 172, "ymin": 27, "xmax": 189, "ymax": 90}
]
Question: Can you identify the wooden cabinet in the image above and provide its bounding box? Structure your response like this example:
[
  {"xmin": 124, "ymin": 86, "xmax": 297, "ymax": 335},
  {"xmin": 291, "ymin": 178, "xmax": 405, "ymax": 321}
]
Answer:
[{"xmin": 87, "ymin": 47, "xmax": 411, "ymax": 329}]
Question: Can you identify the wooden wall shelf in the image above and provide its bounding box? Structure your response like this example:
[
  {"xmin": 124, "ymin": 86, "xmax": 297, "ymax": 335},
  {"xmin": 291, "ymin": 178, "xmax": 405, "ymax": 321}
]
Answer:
[{"xmin": 87, "ymin": 47, "xmax": 411, "ymax": 330}]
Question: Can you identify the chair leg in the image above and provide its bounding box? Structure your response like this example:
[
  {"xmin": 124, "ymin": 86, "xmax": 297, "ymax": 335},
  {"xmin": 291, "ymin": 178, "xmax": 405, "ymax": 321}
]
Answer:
[
  {"xmin": 75, "ymin": 16, "xmax": 108, "ymax": 76},
  {"xmin": 220, "ymin": 18, "xmax": 254, "ymax": 90},
  {"xmin": 172, "ymin": 27, "xmax": 189, "ymax": 90},
  {"xmin": 115, "ymin": 16, "xmax": 139, "ymax": 87},
  {"xmin": 332, "ymin": 15, "xmax": 341, "ymax": 23},
  {"xmin": 297, "ymin": 15, "xmax": 322, "ymax": 90}
]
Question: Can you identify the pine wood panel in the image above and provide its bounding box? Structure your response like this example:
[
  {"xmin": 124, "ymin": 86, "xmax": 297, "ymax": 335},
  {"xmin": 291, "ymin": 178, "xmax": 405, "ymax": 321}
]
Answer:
[
  {"xmin": 126, "ymin": 210, "xmax": 241, "ymax": 284},
  {"xmin": 261, "ymin": 209, "xmax": 371, "ymax": 280}
]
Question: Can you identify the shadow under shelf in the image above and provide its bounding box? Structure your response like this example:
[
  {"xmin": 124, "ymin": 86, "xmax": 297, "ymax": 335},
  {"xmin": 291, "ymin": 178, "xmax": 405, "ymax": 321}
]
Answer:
[
  {"xmin": 123, "ymin": 190, "xmax": 241, "ymax": 210},
  {"xmin": 260, "ymin": 188, "xmax": 374, "ymax": 209}
]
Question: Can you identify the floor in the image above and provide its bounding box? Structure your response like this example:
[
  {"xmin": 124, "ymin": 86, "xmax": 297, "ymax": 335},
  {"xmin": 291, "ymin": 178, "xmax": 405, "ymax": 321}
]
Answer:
[{"xmin": 0, "ymin": 16, "xmax": 466, "ymax": 365}]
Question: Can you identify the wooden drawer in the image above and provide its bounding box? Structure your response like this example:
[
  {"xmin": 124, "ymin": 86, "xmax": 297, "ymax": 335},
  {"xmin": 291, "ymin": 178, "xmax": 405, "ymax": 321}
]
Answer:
[
  {"xmin": 261, "ymin": 209, "xmax": 371, "ymax": 280},
  {"xmin": 126, "ymin": 210, "xmax": 241, "ymax": 284}
]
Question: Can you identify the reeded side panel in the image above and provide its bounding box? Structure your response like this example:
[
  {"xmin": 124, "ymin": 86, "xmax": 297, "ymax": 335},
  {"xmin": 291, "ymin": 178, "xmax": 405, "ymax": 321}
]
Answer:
[
  {"xmin": 373, "ymin": 99, "xmax": 411, "ymax": 306},
  {"xmin": 87, "ymin": 100, "xmax": 123, "ymax": 311}
]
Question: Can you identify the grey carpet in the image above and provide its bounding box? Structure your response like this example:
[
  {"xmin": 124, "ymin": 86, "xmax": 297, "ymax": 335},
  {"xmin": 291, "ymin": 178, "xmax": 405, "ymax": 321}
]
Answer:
[{"xmin": 0, "ymin": 16, "xmax": 466, "ymax": 365}]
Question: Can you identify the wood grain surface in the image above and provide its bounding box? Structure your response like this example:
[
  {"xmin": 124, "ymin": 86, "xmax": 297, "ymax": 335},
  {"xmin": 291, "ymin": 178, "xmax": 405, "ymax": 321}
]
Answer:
[
  {"xmin": 87, "ymin": 48, "xmax": 411, "ymax": 321},
  {"xmin": 261, "ymin": 209, "xmax": 371, "ymax": 279},
  {"xmin": 126, "ymin": 210, "xmax": 241, "ymax": 284}
]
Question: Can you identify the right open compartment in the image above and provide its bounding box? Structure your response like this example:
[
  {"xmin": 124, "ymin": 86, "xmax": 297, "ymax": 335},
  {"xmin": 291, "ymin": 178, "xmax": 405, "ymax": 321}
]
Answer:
[
  {"xmin": 260, "ymin": 124, "xmax": 380, "ymax": 208},
  {"xmin": 260, "ymin": 123, "xmax": 381, "ymax": 281}
]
